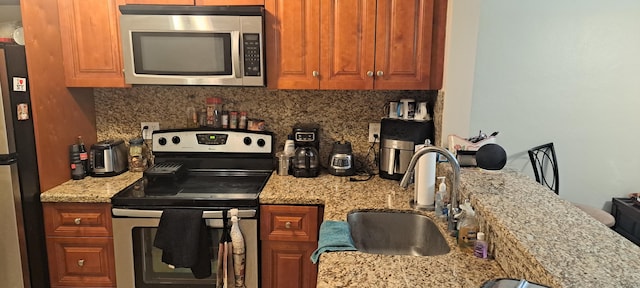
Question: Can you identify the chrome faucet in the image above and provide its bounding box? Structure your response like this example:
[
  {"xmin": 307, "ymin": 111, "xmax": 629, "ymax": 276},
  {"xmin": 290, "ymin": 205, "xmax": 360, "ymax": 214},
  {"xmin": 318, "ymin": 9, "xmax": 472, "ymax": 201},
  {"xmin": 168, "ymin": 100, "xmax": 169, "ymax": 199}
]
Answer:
[{"xmin": 400, "ymin": 146, "xmax": 460, "ymax": 232}]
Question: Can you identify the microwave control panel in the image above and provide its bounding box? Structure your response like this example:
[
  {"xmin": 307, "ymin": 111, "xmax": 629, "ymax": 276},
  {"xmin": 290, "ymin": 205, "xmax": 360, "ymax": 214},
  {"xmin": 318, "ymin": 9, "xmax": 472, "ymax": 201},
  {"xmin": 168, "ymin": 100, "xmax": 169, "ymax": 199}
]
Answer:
[{"xmin": 243, "ymin": 33, "xmax": 261, "ymax": 76}]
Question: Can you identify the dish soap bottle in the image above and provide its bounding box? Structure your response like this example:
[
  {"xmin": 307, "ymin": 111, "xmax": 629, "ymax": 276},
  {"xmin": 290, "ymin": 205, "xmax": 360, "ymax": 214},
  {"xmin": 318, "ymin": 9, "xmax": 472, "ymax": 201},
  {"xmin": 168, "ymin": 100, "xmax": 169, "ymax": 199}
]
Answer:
[
  {"xmin": 435, "ymin": 176, "xmax": 447, "ymax": 219},
  {"xmin": 457, "ymin": 200, "xmax": 478, "ymax": 253}
]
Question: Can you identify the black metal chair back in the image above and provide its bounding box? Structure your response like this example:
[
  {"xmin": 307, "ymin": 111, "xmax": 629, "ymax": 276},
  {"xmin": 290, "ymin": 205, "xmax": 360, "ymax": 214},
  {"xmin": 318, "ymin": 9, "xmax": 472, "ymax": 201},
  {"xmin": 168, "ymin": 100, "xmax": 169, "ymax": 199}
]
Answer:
[{"xmin": 527, "ymin": 142, "xmax": 559, "ymax": 195}]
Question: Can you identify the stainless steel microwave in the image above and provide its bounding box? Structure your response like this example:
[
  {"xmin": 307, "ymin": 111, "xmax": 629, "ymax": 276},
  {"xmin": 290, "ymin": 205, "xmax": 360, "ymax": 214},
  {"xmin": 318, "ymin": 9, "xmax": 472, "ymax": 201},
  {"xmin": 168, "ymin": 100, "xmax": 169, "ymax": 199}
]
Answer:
[{"xmin": 119, "ymin": 5, "xmax": 264, "ymax": 86}]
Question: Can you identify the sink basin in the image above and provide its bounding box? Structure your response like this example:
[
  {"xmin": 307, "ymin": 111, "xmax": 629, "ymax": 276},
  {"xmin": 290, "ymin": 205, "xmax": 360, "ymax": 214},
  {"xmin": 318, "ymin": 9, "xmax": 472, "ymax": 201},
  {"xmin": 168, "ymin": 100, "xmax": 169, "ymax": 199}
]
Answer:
[{"xmin": 347, "ymin": 211, "xmax": 450, "ymax": 256}]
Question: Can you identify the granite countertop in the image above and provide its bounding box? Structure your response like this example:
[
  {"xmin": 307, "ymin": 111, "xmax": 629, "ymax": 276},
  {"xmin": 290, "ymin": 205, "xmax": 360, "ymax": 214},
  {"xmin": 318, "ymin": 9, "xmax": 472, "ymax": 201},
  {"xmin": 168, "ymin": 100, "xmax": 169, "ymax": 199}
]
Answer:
[
  {"xmin": 40, "ymin": 172, "xmax": 142, "ymax": 202},
  {"xmin": 260, "ymin": 172, "xmax": 508, "ymax": 288},
  {"xmin": 41, "ymin": 166, "xmax": 640, "ymax": 287},
  {"xmin": 261, "ymin": 168, "xmax": 640, "ymax": 288}
]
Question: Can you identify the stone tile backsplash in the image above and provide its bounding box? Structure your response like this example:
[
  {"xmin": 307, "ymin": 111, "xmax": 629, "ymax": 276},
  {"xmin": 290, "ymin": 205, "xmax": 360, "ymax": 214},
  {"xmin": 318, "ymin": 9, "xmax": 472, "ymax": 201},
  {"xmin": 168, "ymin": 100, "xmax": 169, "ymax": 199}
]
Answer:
[{"xmin": 95, "ymin": 86, "xmax": 442, "ymax": 170}]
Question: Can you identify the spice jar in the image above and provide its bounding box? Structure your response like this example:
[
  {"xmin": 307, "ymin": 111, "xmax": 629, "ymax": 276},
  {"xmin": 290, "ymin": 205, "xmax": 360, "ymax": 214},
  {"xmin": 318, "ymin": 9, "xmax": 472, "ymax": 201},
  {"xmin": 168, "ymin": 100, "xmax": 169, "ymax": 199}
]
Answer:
[
  {"xmin": 206, "ymin": 97, "xmax": 223, "ymax": 127},
  {"xmin": 229, "ymin": 111, "xmax": 238, "ymax": 129},
  {"xmin": 222, "ymin": 111, "xmax": 229, "ymax": 129},
  {"xmin": 128, "ymin": 137, "xmax": 147, "ymax": 172},
  {"xmin": 238, "ymin": 111, "xmax": 247, "ymax": 130}
]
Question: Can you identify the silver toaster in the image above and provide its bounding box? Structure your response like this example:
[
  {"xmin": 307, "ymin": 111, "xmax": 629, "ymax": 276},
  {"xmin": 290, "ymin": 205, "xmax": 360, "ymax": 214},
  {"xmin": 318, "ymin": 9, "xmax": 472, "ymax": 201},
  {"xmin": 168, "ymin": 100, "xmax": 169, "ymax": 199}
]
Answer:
[{"xmin": 90, "ymin": 139, "xmax": 128, "ymax": 177}]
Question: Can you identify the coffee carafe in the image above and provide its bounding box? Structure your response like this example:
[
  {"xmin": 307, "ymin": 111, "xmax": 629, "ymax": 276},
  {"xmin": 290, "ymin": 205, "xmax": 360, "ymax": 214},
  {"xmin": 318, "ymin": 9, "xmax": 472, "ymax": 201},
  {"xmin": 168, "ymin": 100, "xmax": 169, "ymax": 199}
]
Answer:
[
  {"xmin": 292, "ymin": 124, "xmax": 320, "ymax": 178},
  {"xmin": 328, "ymin": 141, "xmax": 355, "ymax": 176},
  {"xmin": 292, "ymin": 146, "xmax": 320, "ymax": 177}
]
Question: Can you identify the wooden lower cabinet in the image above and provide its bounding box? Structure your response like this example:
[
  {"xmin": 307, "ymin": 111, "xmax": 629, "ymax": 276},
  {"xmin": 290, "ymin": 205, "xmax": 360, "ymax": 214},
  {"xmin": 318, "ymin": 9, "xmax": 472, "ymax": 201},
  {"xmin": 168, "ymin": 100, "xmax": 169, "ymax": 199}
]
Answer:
[
  {"xmin": 43, "ymin": 203, "xmax": 116, "ymax": 288},
  {"xmin": 261, "ymin": 205, "xmax": 322, "ymax": 288},
  {"xmin": 261, "ymin": 241, "xmax": 318, "ymax": 288}
]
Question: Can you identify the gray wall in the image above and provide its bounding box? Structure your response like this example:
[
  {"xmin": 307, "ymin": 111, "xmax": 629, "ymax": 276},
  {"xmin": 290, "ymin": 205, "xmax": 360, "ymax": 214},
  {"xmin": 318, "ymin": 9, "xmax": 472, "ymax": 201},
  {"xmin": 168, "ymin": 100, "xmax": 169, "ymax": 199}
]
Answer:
[{"xmin": 451, "ymin": 0, "xmax": 640, "ymax": 209}]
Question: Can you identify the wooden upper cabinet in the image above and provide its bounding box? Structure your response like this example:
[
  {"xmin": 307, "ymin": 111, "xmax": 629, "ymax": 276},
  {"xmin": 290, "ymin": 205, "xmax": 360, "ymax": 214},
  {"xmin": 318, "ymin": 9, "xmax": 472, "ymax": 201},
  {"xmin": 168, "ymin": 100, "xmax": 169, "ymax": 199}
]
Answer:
[
  {"xmin": 374, "ymin": 0, "xmax": 434, "ymax": 90},
  {"xmin": 266, "ymin": 0, "xmax": 320, "ymax": 89},
  {"xmin": 319, "ymin": 0, "xmax": 376, "ymax": 90},
  {"xmin": 57, "ymin": 0, "xmax": 128, "ymax": 87},
  {"xmin": 266, "ymin": 0, "xmax": 447, "ymax": 90},
  {"xmin": 125, "ymin": 0, "xmax": 265, "ymax": 5}
]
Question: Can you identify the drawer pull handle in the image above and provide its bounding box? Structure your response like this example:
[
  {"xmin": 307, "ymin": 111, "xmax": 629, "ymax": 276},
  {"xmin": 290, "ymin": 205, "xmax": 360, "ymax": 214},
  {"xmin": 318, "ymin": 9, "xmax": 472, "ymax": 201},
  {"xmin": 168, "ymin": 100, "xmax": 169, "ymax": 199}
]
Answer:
[
  {"xmin": 312, "ymin": 70, "xmax": 319, "ymax": 78},
  {"xmin": 367, "ymin": 71, "xmax": 374, "ymax": 77},
  {"xmin": 77, "ymin": 259, "xmax": 84, "ymax": 267},
  {"xmin": 74, "ymin": 218, "xmax": 81, "ymax": 225},
  {"xmin": 376, "ymin": 70, "xmax": 384, "ymax": 77},
  {"xmin": 285, "ymin": 221, "xmax": 291, "ymax": 229}
]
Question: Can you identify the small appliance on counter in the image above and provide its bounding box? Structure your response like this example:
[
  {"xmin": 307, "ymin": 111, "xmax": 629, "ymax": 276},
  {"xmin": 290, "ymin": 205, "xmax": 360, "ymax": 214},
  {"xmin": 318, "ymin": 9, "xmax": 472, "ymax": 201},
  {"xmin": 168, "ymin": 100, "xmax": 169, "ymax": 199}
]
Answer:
[
  {"xmin": 90, "ymin": 139, "xmax": 128, "ymax": 177},
  {"xmin": 292, "ymin": 124, "xmax": 320, "ymax": 178},
  {"xmin": 328, "ymin": 141, "xmax": 355, "ymax": 176},
  {"xmin": 379, "ymin": 118, "xmax": 434, "ymax": 180}
]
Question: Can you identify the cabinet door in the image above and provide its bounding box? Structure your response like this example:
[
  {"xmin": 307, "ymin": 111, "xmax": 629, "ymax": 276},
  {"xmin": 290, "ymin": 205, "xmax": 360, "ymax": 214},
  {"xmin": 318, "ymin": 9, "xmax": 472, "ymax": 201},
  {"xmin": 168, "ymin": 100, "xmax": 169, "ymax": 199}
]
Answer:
[
  {"xmin": 374, "ymin": 0, "xmax": 436, "ymax": 90},
  {"xmin": 46, "ymin": 237, "xmax": 116, "ymax": 287},
  {"xmin": 265, "ymin": 0, "xmax": 320, "ymax": 89},
  {"xmin": 261, "ymin": 241, "xmax": 318, "ymax": 288},
  {"xmin": 125, "ymin": 0, "xmax": 194, "ymax": 4},
  {"xmin": 57, "ymin": 0, "xmax": 128, "ymax": 87},
  {"xmin": 319, "ymin": 0, "xmax": 376, "ymax": 90},
  {"xmin": 44, "ymin": 203, "xmax": 113, "ymax": 237}
]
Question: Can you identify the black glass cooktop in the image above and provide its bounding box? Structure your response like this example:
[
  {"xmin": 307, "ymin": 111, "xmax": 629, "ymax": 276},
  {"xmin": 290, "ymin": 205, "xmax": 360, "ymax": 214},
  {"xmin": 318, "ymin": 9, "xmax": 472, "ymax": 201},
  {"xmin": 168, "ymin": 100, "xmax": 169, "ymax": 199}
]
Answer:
[{"xmin": 111, "ymin": 171, "xmax": 271, "ymax": 208}]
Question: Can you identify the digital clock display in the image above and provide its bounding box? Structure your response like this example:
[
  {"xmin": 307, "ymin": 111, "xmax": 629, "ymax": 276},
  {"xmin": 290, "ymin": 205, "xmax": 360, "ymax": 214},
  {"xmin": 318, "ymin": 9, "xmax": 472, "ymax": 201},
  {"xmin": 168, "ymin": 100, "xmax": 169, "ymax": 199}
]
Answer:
[{"xmin": 197, "ymin": 133, "xmax": 227, "ymax": 145}]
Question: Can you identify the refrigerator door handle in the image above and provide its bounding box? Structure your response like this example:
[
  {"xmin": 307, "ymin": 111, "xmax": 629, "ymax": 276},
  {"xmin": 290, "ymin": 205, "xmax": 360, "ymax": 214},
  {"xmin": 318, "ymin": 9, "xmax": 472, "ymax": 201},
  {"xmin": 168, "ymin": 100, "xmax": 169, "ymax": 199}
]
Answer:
[{"xmin": 0, "ymin": 153, "xmax": 18, "ymax": 165}]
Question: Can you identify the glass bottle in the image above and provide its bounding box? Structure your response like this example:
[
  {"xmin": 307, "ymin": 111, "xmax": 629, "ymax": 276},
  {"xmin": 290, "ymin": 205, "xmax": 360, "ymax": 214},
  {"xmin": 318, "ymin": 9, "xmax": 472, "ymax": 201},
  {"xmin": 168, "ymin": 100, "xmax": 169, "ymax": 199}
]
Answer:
[
  {"xmin": 206, "ymin": 97, "xmax": 223, "ymax": 127},
  {"xmin": 77, "ymin": 136, "xmax": 89, "ymax": 176}
]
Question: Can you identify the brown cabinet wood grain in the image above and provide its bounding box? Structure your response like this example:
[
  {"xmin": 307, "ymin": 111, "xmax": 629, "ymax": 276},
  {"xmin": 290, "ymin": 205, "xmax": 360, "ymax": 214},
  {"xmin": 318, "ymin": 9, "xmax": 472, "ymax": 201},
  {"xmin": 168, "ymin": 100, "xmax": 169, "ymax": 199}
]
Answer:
[
  {"xmin": 44, "ymin": 203, "xmax": 116, "ymax": 288},
  {"xmin": 57, "ymin": 0, "xmax": 128, "ymax": 87},
  {"xmin": 265, "ymin": 0, "xmax": 447, "ymax": 90},
  {"xmin": 261, "ymin": 241, "xmax": 318, "ymax": 288},
  {"xmin": 265, "ymin": 0, "xmax": 320, "ymax": 89},
  {"xmin": 260, "ymin": 205, "xmax": 322, "ymax": 288}
]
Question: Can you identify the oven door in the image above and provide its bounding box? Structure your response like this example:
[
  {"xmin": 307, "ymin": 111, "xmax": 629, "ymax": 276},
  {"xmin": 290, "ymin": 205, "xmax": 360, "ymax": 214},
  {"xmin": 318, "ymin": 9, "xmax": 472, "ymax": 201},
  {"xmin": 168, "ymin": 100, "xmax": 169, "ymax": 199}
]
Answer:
[{"xmin": 112, "ymin": 209, "xmax": 258, "ymax": 288}]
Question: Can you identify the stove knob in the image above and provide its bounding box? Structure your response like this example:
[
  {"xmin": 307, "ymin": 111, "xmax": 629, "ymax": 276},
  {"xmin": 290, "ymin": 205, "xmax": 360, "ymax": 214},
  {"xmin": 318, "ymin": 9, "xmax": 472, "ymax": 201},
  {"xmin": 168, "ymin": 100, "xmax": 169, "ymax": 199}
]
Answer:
[
  {"xmin": 257, "ymin": 138, "xmax": 266, "ymax": 147},
  {"xmin": 243, "ymin": 137, "xmax": 252, "ymax": 145},
  {"xmin": 158, "ymin": 137, "xmax": 167, "ymax": 146},
  {"xmin": 172, "ymin": 136, "xmax": 181, "ymax": 144}
]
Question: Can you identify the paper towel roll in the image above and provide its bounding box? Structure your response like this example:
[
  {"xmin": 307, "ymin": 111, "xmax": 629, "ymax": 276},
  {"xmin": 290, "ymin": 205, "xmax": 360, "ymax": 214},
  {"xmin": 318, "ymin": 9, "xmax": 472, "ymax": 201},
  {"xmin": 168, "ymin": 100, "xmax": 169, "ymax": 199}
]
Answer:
[{"xmin": 414, "ymin": 144, "xmax": 436, "ymax": 206}]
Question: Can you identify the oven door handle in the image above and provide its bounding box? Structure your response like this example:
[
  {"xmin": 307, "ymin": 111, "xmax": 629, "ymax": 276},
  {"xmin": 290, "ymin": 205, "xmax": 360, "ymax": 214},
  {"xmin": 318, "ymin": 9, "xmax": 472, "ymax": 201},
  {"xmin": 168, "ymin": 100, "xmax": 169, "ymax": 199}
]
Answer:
[{"xmin": 112, "ymin": 208, "xmax": 256, "ymax": 219}]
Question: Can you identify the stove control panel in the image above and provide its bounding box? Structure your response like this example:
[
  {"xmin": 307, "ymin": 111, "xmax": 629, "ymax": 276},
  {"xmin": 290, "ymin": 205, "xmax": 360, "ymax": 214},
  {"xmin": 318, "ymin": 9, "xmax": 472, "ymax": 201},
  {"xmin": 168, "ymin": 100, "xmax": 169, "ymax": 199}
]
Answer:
[{"xmin": 153, "ymin": 130, "xmax": 272, "ymax": 153}]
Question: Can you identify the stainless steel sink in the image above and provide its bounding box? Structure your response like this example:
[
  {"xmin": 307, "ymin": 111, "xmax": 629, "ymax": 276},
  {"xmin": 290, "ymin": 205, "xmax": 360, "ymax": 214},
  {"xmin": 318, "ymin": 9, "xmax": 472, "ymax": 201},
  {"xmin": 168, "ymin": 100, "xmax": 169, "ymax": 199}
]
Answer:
[{"xmin": 347, "ymin": 211, "xmax": 450, "ymax": 256}]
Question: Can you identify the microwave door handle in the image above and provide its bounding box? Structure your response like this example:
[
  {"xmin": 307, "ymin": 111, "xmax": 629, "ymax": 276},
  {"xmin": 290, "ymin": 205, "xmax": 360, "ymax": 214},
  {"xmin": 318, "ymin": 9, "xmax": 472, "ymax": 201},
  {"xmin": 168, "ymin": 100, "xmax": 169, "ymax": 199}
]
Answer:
[{"xmin": 231, "ymin": 31, "xmax": 242, "ymax": 78}]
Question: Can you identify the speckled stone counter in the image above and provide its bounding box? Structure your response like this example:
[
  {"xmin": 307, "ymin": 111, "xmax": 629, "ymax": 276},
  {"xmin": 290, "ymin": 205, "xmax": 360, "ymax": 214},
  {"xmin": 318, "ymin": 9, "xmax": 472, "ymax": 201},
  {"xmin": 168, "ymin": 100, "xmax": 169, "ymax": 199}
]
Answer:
[
  {"xmin": 40, "ymin": 172, "xmax": 142, "ymax": 202},
  {"xmin": 459, "ymin": 169, "xmax": 640, "ymax": 288},
  {"xmin": 260, "ymin": 168, "xmax": 640, "ymax": 288},
  {"xmin": 260, "ymin": 172, "xmax": 508, "ymax": 287}
]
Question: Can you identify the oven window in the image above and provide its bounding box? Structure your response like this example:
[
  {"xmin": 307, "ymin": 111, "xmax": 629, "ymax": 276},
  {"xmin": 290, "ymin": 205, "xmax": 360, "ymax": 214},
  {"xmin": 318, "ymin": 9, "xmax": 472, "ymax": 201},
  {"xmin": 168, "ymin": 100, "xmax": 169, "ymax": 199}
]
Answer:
[
  {"xmin": 131, "ymin": 32, "xmax": 232, "ymax": 76},
  {"xmin": 132, "ymin": 227, "xmax": 220, "ymax": 287}
]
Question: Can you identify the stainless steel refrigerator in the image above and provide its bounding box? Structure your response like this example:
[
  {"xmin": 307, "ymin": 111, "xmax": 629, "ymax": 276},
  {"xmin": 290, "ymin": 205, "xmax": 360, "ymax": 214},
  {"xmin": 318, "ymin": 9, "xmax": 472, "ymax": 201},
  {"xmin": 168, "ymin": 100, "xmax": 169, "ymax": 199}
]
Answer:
[{"xmin": 0, "ymin": 43, "xmax": 49, "ymax": 288}]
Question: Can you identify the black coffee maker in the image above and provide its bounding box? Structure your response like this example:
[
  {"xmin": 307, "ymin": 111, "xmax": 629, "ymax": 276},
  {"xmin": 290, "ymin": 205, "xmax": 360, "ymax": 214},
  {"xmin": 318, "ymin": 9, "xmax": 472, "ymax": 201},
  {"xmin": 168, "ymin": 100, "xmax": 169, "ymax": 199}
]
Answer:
[{"xmin": 292, "ymin": 124, "xmax": 320, "ymax": 177}]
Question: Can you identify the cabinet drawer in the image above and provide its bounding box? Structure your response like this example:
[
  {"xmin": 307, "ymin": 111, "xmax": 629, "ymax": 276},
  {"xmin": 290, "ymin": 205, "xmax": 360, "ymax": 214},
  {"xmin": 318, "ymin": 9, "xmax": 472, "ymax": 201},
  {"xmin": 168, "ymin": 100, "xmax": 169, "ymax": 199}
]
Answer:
[
  {"xmin": 46, "ymin": 237, "xmax": 116, "ymax": 287},
  {"xmin": 44, "ymin": 203, "xmax": 113, "ymax": 237},
  {"xmin": 261, "ymin": 205, "xmax": 319, "ymax": 242}
]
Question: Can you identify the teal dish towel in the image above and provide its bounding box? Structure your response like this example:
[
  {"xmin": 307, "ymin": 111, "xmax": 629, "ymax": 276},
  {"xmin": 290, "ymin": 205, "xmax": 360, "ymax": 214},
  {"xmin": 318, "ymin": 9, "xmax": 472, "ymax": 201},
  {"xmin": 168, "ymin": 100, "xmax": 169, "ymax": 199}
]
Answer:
[{"xmin": 310, "ymin": 221, "xmax": 357, "ymax": 264}]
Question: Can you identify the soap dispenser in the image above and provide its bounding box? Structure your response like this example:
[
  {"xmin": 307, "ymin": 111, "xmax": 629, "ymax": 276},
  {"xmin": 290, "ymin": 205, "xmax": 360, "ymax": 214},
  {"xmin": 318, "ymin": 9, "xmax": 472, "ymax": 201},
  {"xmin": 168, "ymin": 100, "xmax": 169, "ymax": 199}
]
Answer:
[{"xmin": 435, "ymin": 176, "xmax": 447, "ymax": 219}]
